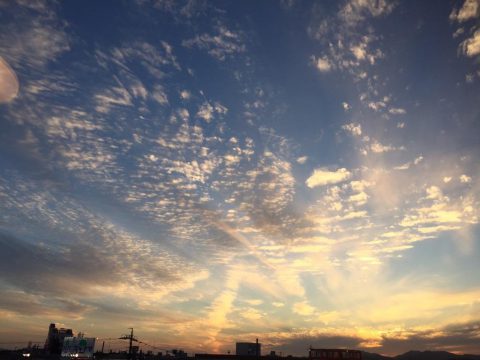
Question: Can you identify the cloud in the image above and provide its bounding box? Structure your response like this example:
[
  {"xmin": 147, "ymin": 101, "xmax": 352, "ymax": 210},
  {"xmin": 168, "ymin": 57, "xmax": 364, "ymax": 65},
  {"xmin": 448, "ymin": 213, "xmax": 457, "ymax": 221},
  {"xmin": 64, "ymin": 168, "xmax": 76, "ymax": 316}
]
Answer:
[
  {"xmin": 152, "ymin": 85, "xmax": 169, "ymax": 105},
  {"xmin": 450, "ymin": 0, "xmax": 480, "ymax": 22},
  {"xmin": 389, "ymin": 107, "xmax": 406, "ymax": 115},
  {"xmin": 342, "ymin": 123, "xmax": 362, "ymax": 136},
  {"xmin": 393, "ymin": 155, "xmax": 423, "ymax": 170},
  {"xmin": 0, "ymin": 290, "xmax": 93, "ymax": 319},
  {"xmin": 348, "ymin": 191, "xmax": 368, "ymax": 205},
  {"xmin": 293, "ymin": 301, "xmax": 316, "ymax": 316},
  {"xmin": 313, "ymin": 56, "xmax": 332, "ymax": 72},
  {"xmin": 296, "ymin": 156, "xmax": 308, "ymax": 164},
  {"xmin": 180, "ymin": 90, "xmax": 191, "ymax": 100},
  {"xmin": 461, "ymin": 30, "xmax": 480, "ymax": 57},
  {"xmin": 426, "ymin": 185, "xmax": 443, "ymax": 200},
  {"xmin": 378, "ymin": 321, "xmax": 480, "ymax": 356},
  {"xmin": 368, "ymin": 101, "xmax": 387, "ymax": 111},
  {"xmin": 306, "ymin": 168, "xmax": 352, "ymax": 188},
  {"xmin": 196, "ymin": 101, "xmax": 228, "ymax": 122},
  {"xmin": 308, "ymin": 0, "xmax": 390, "ymax": 81},
  {"xmin": 0, "ymin": 2, "xmax": 70, "ymax": 69},
  {"xmin": 182, "ymin": 25, "xmax": 246, "ymax": 61},
  {"xmin": 0, "ymin": 225, "xmax": 202, "ymax": 300},
  {"xmin": 1, "ymin": 1, "xmax": 480, "ymax": 354},
  {"xmin": 370, "ymin": 141, "xmax": 403, "ymax": 153},
  {"xmin": 95, "ymin": 83, "xmax": 133, "ymax": 113},
  {"xmin": 340, "ymin": 0, "xmax": 396, "ymax": 26},
  {"xmin": 0, "ymin": 57, "xmax": 19, "ymax": 103}
]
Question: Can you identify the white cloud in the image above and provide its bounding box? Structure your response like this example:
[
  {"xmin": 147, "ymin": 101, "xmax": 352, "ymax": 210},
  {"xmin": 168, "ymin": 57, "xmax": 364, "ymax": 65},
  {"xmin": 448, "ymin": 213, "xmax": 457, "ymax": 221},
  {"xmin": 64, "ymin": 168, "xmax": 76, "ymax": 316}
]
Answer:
[
  {"xmin": 351, "ymin": 43, "xmax": 367, "ymax": 60},
  {"xmin": 95, "ymin": 82, "xmax": 133, "ymax": 113},
  {"xmin": 460, "ymin": 174, "xmax": 472, "ymax": 183},
  {"xmin": 314, "ymin": 56, "xmax": 332, "ymax": 72},
  {"xmin": 413, "ymin": 155, "xmax": 423, "ymax": 165},
  {"xmin": 389, "ymin": 107, "xmax": 406, "ymax": 115},
  {"xmin": 461, "ymin": 29, "xmax": 480, "ymax": 57},
  {"xmin": 0, "ymin": 13, "xmax": 70, "ymax": 69},
  {"xmin": 394, "ymin": 155, "xmax": 422, "ymax": 170},
  {"xmin": 0, "ymin": 57, "xmax": 19, "ymax": 103},
  {"xmin": 426, "ymin": 186, "xmax": 443, "ymax": 200},
  {"xmin": 306, "ymin": 167, "xmax": 352, "ymax": 188},
  {"xmin": 342, "ymin": 123, "xmax": 362, "ymax": 136},
  {"xmin": 178, "ymin": 108, "xmax": 190, "ymax": 120},
  {"xmin": 197, "ymin": 102, "xmax": 214, "ymax": 122},
  {"xmin": 443, "ymin": 176, "xmax": 452, "ymax": 183},
  {"xmin": 350, "ymin": 180, "xmax": 371, "ymax": 192},
  {"xmin": 348, "ymin": 191, "xmax": 368, "ymax": 205},
  {"xmin": 293, "ymin": 301, "xmax": 316, "ymax": 316},
  {"xmin": 340, "ymin": 0, "xmax": 396, "ymax": 26},
  {"xmin": 397, "ymin": 122, "xmax": 405, "ymax": 128},
  {"xmin": 453, "ymin": 27, "xmax": 465, "ymax": 38},
  {"xmin": 196, "ymin": 101, "xmax": 228, "ymax": 122},
  {"xmin": 243, "ymin": 299, "xmax": 263, "ymax": 306},
  {"xmin": 180, "ymin": 90, "xmax": 191, "ymax": 100},
  {"xmin": 296, "ymin": 156, "xmax": 308, "ymax": 164},
  {"xmin": 240, "ymin": 308, "xmax": 263, "ymax": 320},
  {"xmin": 370, "ymin": 141, "xmax": 396, "ymax": 153},
  {"xmin": 152, "ymin": 85, "xmax": 169, "ymax": 105},
  {"xmin": 450, "ymin": 0, "xmax": 479, "ymax": 22},
  {"xmin": 182, "ymin": 25, "xmax": 245, "ymax": 61},
  {"xmin": 214, "ymin": 102, "xmax": 228, "ymax": 115},
  {"xmin": 394, "ymin": 162, "xmax": 410, "ymax": 170},
  {"xmin": 342, "ymin": 102, "xmax": 351, "ymax": 111},
  {"xmin": 368, "ymin": 101, "xmax": 386, "ymax": 111}
]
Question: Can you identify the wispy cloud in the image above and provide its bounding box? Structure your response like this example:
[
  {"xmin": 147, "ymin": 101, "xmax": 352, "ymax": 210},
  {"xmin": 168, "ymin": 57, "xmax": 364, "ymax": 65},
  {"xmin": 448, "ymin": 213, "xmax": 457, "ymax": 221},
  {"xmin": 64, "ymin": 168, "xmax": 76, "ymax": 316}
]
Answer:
[{"xmin": 183, "ymin": 25, "xmax": 246, "ymax": 61}]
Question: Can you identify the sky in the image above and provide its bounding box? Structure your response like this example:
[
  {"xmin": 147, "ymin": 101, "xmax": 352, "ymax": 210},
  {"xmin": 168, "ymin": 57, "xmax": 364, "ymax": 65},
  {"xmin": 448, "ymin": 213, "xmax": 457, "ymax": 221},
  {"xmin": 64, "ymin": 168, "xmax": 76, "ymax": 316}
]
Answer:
[{"xmin": 0, "ymin": 0, "xmax": 479, "ymax": 357}]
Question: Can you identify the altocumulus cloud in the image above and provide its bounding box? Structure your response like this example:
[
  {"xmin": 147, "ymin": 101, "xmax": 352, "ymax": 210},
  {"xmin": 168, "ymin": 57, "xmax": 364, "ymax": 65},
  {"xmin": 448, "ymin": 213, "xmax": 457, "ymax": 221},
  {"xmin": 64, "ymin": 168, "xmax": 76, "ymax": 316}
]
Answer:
[{"xmin": 306, "ymin": 168, "xmax": 352, "ymax": 188}]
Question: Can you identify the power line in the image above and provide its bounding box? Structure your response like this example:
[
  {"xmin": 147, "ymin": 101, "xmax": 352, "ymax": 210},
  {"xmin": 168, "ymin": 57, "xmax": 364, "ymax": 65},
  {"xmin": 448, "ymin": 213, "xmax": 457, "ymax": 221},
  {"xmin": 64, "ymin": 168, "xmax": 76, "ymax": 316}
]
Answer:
[
  {"xmin": 118, "ymin": 328, "xmax": 137, "ymax": 360},
  {"xmin": 136, "ymin": 340, "xmax": 171, "ymax": 352}
]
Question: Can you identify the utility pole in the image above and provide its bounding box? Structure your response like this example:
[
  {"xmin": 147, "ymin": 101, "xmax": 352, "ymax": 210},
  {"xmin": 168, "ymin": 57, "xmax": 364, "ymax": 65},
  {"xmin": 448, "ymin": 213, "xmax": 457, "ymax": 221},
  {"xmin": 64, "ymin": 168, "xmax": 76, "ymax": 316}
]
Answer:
[{"xmin": 119, "ymin": 328, "xmax": 138, "ymax": 360}]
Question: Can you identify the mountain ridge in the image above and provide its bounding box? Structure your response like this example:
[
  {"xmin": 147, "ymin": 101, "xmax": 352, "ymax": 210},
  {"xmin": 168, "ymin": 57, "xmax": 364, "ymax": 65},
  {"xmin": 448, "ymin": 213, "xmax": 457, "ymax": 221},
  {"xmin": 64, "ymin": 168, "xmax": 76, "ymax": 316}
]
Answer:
[{"xmin": 362, "ymin": 350, "xmax": 480, "ymax": 360}]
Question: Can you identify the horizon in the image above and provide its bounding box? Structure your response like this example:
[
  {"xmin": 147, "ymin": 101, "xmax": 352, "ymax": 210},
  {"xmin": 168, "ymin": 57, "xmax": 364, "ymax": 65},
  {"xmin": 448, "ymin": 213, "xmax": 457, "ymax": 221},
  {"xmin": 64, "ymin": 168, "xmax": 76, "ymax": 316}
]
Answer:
[
  {"xmin": 0, "ymin": 0, "xmax": 479, "ymax": 358},
  {"xmin": 1, "ymin": 322, "xmax": 479, "ymax": 358}
]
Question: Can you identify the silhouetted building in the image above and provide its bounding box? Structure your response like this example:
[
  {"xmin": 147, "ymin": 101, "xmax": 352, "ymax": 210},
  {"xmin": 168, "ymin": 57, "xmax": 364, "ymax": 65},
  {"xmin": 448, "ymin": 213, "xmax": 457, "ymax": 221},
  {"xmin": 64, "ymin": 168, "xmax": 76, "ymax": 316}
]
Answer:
[
  {"xmin": 61, "ymin": 336, "xmax": 96, "ymax": 359},
  {"xmin": 44, "ymin": 323, "xmax": 73, "ymax": 355},
  {"xmin": 236, "ymin": 340, "xmax": 261, "ymax": 356},
  {"xmin": 309, "ymin": 348, "xmax": 362, "ymax": 360},
  {"xmin": 171, "ymin": 350, "xmax": 188, "ymax": 359}
]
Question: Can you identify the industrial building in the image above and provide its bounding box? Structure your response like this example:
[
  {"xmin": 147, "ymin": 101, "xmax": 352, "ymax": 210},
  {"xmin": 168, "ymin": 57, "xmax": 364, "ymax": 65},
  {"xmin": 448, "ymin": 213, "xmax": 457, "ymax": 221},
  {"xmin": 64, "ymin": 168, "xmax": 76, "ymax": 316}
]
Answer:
[
  {"xmin": 61, "ymin": 336, "xmax": 96, "ymax": 359},
  {"xmin": 44, "ymin": 323, "xmax": 73, "ymax": 355},
  {"xmin": 235, "ymin": 340, "xmax": 261, "ymax": 356}
]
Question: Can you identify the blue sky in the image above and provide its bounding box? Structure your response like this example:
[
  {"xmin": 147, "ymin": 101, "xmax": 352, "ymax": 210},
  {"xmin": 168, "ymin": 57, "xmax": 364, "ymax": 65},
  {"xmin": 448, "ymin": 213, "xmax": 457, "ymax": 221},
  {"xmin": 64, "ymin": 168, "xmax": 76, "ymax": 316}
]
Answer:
[{"xmin": 0, "ymin": 0, "xmax": 479, "ymax": 356}]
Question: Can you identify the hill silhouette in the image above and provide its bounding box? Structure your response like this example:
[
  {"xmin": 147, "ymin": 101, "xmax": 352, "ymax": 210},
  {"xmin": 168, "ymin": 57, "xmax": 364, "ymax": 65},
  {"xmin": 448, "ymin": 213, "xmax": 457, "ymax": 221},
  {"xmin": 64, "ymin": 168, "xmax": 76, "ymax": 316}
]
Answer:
[{"xmin": 362, "ymin": 350, "xmax": 480, "ymax": 360}]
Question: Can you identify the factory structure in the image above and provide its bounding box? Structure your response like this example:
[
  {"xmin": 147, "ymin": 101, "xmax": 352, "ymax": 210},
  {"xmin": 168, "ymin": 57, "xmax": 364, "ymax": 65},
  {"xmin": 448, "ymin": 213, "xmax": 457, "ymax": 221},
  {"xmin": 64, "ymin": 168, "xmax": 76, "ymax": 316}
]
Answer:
[
  {"xmin": 43, "ymin": 323, "xmax": 95, "ymax": 359},
  {"xmin": 235, "ymin": 339, "xmax": 261, "ymax": 357},
  {"xmin": 44, "ymin": 323, "xmax": 74, "ymax": 355}
]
